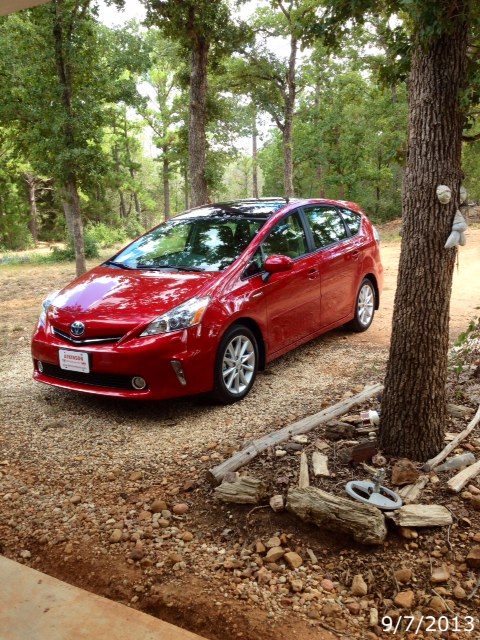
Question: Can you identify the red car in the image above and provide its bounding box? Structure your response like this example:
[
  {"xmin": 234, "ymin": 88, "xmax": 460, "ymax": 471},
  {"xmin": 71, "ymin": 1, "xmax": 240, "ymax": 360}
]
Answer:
[{"xmin": 32, "ymin": 198, "xmax": 383, "ymax": 403}]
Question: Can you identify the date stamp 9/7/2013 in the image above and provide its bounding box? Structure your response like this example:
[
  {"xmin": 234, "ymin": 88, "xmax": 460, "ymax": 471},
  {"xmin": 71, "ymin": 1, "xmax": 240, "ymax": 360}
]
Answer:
[{"xmin": 381, "ymin": 615, "xmax": 477, "ymax": 634}]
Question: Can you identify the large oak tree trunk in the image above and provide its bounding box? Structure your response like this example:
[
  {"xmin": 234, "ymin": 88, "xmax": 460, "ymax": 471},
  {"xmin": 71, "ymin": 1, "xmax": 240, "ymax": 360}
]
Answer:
[
  {"xmin": 283, "ymin": 34, "xmax": 297, "ymax": 199},
  {"xmin": 379, "ymin": 7, "xmax": 468, "ymax": 460},
  {"xmin": 189, "ymin": 40, "xmax": 209, "ymax": 207}
]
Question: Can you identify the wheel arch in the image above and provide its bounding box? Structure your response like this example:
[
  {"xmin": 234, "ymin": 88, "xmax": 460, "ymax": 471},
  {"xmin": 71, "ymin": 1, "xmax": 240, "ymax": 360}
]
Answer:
[
  {"xmin": 225, "ymin": 317, "xmax": 266, "ymax": 371},
  {"xmin": 363, "ymin": 273, "xmax": 380, "ymax": 310}
]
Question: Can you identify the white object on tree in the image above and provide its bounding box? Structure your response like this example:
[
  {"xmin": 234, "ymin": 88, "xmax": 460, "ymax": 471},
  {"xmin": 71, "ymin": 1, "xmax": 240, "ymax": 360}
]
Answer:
[
  {"xmin": 460, "ymin": 185, "xmax": 468, "ymax": 204},
  {"xmin": 436, "ymin": 185, "xmax": 452, "ymax": 204},
  {"xmin": 445, "ymin": 210, "xmax": 467, "ymax": 249}
]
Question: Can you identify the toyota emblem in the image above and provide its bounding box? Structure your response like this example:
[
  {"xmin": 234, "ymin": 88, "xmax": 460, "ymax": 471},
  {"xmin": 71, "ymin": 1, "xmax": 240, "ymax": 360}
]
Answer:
[{"xmin": 70, "ymin": 321, "xmax": 86, "ymax": 336}]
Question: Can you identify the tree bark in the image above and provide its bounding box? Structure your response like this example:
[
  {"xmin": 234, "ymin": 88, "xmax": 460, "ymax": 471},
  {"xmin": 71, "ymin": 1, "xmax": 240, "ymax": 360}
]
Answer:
[
  {"xmin": 283, "ymin": 34, "xmax": 297, "ymax": 199},
  {"xmin": 252, "ymin": 109, "xmax": 259, "ymax": 199},
  {"xmin": 189, "ymin": 39, "xmax": 209, "ymax": 207},
  {"xmin": 379, "ymin": 7, "xmax": 468, "ymax": 460},
  {"xmin": 162, "ymin": 148, "xmax": 170, "ymax": 221},
  {"xmin": 64, "ymin": 178, "xmax": 86, "ymax": 277},
  {"xmin": 25, "ymin": 173, "xmax": 38, "ymax": 243}
]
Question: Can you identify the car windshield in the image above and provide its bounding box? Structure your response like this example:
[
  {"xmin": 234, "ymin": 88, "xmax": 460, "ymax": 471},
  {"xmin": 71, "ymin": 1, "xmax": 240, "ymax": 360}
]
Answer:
[{"xmin": 108, "ymin": 215, "xmax": 267, "ymax": 272}]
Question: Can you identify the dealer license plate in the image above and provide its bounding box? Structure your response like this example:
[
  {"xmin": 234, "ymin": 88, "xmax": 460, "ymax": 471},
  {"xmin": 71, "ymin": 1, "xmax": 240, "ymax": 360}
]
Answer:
[{"xmin": 59, "ymin": 349, "xmax": 90, "ymax": 374}]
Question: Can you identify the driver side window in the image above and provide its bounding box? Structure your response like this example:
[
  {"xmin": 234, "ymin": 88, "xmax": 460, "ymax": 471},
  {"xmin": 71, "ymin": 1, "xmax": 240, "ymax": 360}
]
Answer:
[{"xmin": 262, "ymin": 212, "xmax": 308, "ymax": 259}]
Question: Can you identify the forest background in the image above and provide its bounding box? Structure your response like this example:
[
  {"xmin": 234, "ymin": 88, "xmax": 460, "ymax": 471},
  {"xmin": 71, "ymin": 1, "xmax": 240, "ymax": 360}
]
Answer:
[{"xmin": 0, "ymin": 0, "xmax": 479, "ymax": 257}]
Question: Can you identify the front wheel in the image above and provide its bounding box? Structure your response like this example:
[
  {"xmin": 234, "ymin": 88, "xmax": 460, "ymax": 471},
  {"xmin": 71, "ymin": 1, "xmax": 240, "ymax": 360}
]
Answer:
[
  {"xmin": 346, "ymin": 279, "xmax": 376, "ymax": 332},
  {"xmin": 212, "ymin": 325, "xmax": 258, "ymax": 403}
]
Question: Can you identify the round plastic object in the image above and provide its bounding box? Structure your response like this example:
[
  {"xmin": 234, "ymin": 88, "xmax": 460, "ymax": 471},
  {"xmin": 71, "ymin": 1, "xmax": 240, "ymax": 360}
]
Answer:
[{"xmin": 345, "ymin": 480, "xmax": 403, "ymax": 510}]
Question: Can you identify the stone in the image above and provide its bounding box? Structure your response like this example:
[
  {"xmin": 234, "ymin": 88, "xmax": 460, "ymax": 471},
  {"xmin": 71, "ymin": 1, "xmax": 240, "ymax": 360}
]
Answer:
[
  {"xmin": 471, "ymin": 495, "xmax": 480, "ymax": 511},
  {"xmin": 269, "ymin": 495, "xmax": 284, "ymax": 512},
  {"xmin": 322, "ymin": 602, "xmax": 342, "ymax": 617},
  {"xmin": 399, "ymin": 527, "xmax": 418, "ymax": 540},
  {"xmin": 292, "ymin": 435, "xmax": 308, "ymax": 444},
  {"xmin": 466, "ymin": 546, "xmax": 480, "ymax": 569},
  {"xmin": 182, "ymin": 531, "xmax": 194, "ymax": 542},
  {"xmin": 172, "ymin": 503, "xmax": 189, "ymax": 515},
  {"xmin": 157, "ymin": 518, "xmax": 169, "ymax": 528},
  {"xmin": 346, "ymin": 602, "xmax": 360, "ymax": 615},
  {"xmin": 430, "ymin": 565, "xmax": 451, "ymax": 583},
  {"xmin": 256, "ymin": 567, "xmax": 272, "ymax": 584},
  {"xmin": 168, "ymin": 553, "xmax": 183, "ymax": 565},
  {"xmin": 129, "ymin": 471, "xmax": 143, "ymax": 481},
  {"xmin": 64, "ymin": 543, "xmax": 74, "ymax": 555},
  {"xmin": 394, "ymin": 568, "xmax": 412, "ymax": 584},
  {"xmin": 351, "ymin": 574, "xmax": 368, "ymax": 597},
  {"xmin": 284, "ymin": 552, "xmax": 303, "ymax": 569},
  {"xmin": 265, "ymin": 547, "xmax": 285, "ymax": 563},
  {"xmin": 129, "ymin": 546, "xmax": 144, "ymax": 561},
  {"xmin": 70, "ymin": 495, "xmax": 82, "ymax": 505},
  {"xmin": 429, "ymin": 596, "xmax": 447, "ymax": 613},
  {"xmin": 255, "ymin": 541, "xmax": 266, "ymax": 554},
  {"xmin": 453, "ymin": 585, "xmax": 466, "ymax": 599},
  {"xmin": 290, "ymin": 578, "xmax": 303, "ymax": 593},
  {"xmin": 138, "ymin": 510, "xmax": 152, "ymax": 521},
  {"xmin": 19, "ymin": 550, "xmax": 31, "ymax": 559},
  {"xmin": 150, "ymin": 499, "xmax": 167, "ymax": 513},
  {"xmin": 266, "ymin": 536, "xmax": 281, "ymax": 549},
  {"xmin": 275, "ymin": 450, "xmax": 287, "ymax": 458},
  {"xmin": 320, "ymin": 578, "xmax": 334, "ymax": 592},
  {"xmin": 369, "ymin": 607, "xmax": 379, "ymax": 627},
  {"xmin": 394, "ymin": 590, "xmax": 415, "ymax": 609},
  {"xmin": 110, "ymin": 529, "xmax": 123, "ymax": 543},
  {"xmin": 391, "ymin": 460, "xmax": 420, "ymax": 486}
]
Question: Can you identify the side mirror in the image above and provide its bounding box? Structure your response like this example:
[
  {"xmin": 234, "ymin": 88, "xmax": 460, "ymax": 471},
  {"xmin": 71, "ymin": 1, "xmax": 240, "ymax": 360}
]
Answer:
[
  {"xmin": 262, "ymin": 255, "xmax": 294, "ymax": 281},
  {"xmin": 264, "ymin": 254, "xmax": 294, "ymax": 273}
]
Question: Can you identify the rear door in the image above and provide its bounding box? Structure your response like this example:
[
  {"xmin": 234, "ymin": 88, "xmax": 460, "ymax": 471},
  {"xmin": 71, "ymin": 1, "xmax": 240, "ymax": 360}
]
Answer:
[{"xmin": 301, "ymin": 204, "xmax": 360, "ymax": 328}]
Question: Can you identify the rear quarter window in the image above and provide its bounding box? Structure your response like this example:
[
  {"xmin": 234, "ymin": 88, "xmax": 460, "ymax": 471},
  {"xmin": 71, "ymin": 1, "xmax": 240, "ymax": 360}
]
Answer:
[{"xmin": 339, "ymin": 208, "xmax": 362, "ymax": 235}]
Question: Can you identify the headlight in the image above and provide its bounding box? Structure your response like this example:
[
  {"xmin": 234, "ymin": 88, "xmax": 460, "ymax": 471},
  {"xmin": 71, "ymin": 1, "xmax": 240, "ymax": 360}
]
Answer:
[
  {"xmin": 140, "ymin": 297, "xmax": 210, "ymax": 336},
  {"xmin": 39, "ymin": 290, "xmax": 60, "ymax": 325}
]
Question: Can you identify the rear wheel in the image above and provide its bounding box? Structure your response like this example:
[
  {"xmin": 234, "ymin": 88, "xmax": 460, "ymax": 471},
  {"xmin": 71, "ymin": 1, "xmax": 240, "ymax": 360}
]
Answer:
[
  {"xmin": 212, "ymin": 325, "xmax": 258, "ymax": 403},
  {"xmin": 346, "ymin": 278, "xmax": 375, "ymax": 332}
]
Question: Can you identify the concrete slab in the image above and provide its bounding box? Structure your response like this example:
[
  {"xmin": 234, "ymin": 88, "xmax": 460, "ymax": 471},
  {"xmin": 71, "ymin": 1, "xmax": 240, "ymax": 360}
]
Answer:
[{"xmin": 0, "ymin": 555, "xmax": 205, "ymax": 640}]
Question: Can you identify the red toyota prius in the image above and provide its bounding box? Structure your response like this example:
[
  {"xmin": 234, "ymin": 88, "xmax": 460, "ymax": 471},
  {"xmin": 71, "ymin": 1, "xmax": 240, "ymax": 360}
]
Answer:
[{"xmin": 32, "ymin": 198, "xmax": 383, "ymax": 403}]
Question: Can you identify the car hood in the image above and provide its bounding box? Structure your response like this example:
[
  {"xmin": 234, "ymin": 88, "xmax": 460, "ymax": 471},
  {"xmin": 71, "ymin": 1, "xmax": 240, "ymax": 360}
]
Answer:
[{"xmin": 51, "ymin": 266, "xmax": 218, "ymax": 321}]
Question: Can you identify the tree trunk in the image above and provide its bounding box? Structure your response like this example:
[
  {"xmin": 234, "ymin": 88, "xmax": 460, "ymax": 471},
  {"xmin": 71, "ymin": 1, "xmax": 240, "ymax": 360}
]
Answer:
[
  {"xmin": 379, "ymin": 8, "xmax": 468, "ymax": 460},
  {"xmin": 252, "ymin": 109, "xmax": 259, "ymax": 199},
  {"xmin": 189, "ymin": 39, "xmax": 209, "ymax": 207},
  {"xmin": 184, "ymin": 166, "xmax": 189, "ymax": 210},
  {"xmin": 25, "ymin": 173, "xmax": 38, "ymax": 243},
  {"xmin": 123, "ymin": 116, "xmax": 141, "ymax": 217},
  {"xmin": 283, "ymin": 34, "xmax": 297, "ymax": 199},
  {"xmin": 163, "ymin": 147, "xmax": 170, "ymax": 221},
  {"xmin": 63, "ymin": 179, "xmax": 86, "ymax": 276}
]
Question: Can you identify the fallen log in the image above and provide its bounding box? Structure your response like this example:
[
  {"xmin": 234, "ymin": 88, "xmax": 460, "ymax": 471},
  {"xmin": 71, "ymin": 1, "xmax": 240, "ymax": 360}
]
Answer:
[
  {"xmin": 214, "ymin": 476, "xmax": 267, "ymax": 504},
  {"xmin": 423, "ymin": 405, "xmax": 480, "ymax": 472},
  {"xmin": 286, "ymin": 487, "xmax": 387, "ymax": 545},
  {"xmin": 447, "ymin": 459, "xmax": 480, "ymax": 493},
  {"xmin": 398, "ymin": 476, "xmax": 429, "ymax": 504},
  {"xmin": 299, "ymin": 452, "xmax": 310, "ymax": 488},
  {"xmin": 312, "ymin": 451, "xmax": 330, "ymax": 477},
  {"xmin": 207, "ymin": 383, "xmax": 384, "ymax": 485},
  {"xmin": 390, "ymin": 504, "xmax": 452, "ymax": 527}
]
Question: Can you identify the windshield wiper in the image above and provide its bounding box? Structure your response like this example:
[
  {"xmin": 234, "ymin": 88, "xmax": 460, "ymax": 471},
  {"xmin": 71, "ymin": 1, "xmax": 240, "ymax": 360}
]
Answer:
[
  {"xmin": 104, "ymin": 260, "xmax": 134, "ymax": 270},
  {"xmin": 139, "ymin": 264, "xmax": 205, "ymax": 272}
]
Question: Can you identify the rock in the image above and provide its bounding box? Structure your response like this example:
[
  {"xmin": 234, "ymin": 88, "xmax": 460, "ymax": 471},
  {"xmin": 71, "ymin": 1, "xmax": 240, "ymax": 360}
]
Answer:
[
  {"xmin": 391, "ymin": 460, "xmax": 420, "ymax": 486},
  {"xmin": 264, "ymin": 547, "xmax": 285, "ymax": 563},
  {"xmin": 430, "ymin": 565, "xmax": 451, "ymax": 583},
  {"xmin": 110, "ymin": 529, "xmax": 123, "ymax": 543},
  {"xmin": 322, "ymin": 602, "xmax": 342, "ymax": 617},
  {"xmin": 19, "ymin": 550, "xmax": 31, "ymax": 559},
  {"xmin": 256, "ymin": 567, "xmax": 272, "ymax": 584},
  {"xmin": 399, "ymin": 527, "xmax": 418, "ymax": 539},
  {"xmin": 369, "ymin": 607, "xmax": 379, "ymax": 627},
  {"xmin": 172, "ymin": 503, "xmax": 189, "ymax": 515},
  {"xmin": 269, "ymin": 495, "xmax": 284, "ymax": 512},
  {"xmin": 150, "ymin": 499, "xmax": 167, "ymax": 513},
  {"xmin": 394, "ymin": 568, "xmax": 413, "ymax": 583},
  {"xmin": 468, "ymin": 484, "xmax": 480, "ymax": 494},
  {"xmin": 394, "ymin": 590, "xmax": 415, "ymax": 609},
  {"xmin": 292, "ymin": 435, "xmax": 308, "ymax": 444},
  {"xmin": 168, "ymin": 553, "xmax": 183, "ymax": 565},
  {"xmin": 70, "ymin": 495, "xmax": 82, "ymax": 505},
  {"xmin": 346, "ymin": 602, "xmax": 360, "ymax": 615},
  {"xmin": 157, "ymin": 518, "xmax": 169, "ymax": 528},
  {"xmin": 321, "ymin": 578, "xmax": 334, "ymax": 592},
  {"xmin": 284, "ymin": 552, "xmax": 303, "ymax": 569},
  {"xmin": 471, "ymin": 495, "xmax": 480, "ymax": 510},
  {"xmin": 351, "ymin": 574, "xmax": 368, "ymax": 597},
  {"xmin": 275, "ymin": 449, "xmax": 287, "ymax": 458},
  {"xmin": 290, "ymin": 578, "xmax": 303, "ymax": 592},
  {"xmin": 466, "ymin": 546, "xmax": 480, "ymax": 568},
  {"xmin": 182, "ymin": 531, "xmax": 194, "ymax": 542},
  {"xmin": 255, "ymin": 541, "xmax": 266, "ymax": 554},
  {"xmin": 266, "ymin": 536, "xmax": 281, "ymax": 549},
  {"xmin": 429, "ymin": 596, "xmax": 447, "ymax": 613},
  {"xmin": 129, "ymin": 471, "xmax": 143, "ymax": 481},
  {"xmin": 64, "ymin": 543, "xmax": 73, "ymax": 555},
  {"xmin": 138, "ymin": 510, "xmax": 152, "ymax": 521},
  {"xmin": 453, "ymin": 585, "xmax": 466, "ymax": 599},
  {"xmin": 129, "ymin": 546, "xmax": 144, "ymax": 561},
  {"xmin": 372, "ymin": 454, "xmax": 387, "ymax": 467}
]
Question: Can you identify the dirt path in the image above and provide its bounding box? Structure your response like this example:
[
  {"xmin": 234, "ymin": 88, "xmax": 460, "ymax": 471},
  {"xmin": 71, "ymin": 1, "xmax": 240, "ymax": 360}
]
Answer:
[{"xmin": 0, "ymin": 231, "xmax": 479, "ymax": 640}]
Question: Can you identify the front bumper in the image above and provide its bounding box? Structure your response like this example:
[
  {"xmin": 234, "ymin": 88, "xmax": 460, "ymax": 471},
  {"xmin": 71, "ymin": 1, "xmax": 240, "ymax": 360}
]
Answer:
[{"xmin": 31, "ymin": 322, "xmax": 215, "ymax": 400}]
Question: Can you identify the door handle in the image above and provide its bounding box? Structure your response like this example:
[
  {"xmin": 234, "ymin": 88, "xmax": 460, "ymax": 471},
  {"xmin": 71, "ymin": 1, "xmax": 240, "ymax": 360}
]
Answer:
[
  {"xmin": 250, "ymin": 292, "xmax": 264, "ymax": 299},
  {"xmin": 307, "ymin": 268, "xmax": 319, "ymax": 279},
  {"xmin": 351, "ymin": 250, "xmax": 360, "ymax": 261}
]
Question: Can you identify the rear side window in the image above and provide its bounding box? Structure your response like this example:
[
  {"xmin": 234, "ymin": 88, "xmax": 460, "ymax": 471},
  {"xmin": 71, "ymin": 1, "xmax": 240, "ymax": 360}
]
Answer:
[
  {"xmin": 339, "ymin": 208, "xmax": 362, "ymax": 235},
  {"xmin": 303, "ymin": 205, "xmax": 349, "ymax": 249},
  {"xmin": 262, "ymin": 212, "xmax": 308, "ymax": 258}
]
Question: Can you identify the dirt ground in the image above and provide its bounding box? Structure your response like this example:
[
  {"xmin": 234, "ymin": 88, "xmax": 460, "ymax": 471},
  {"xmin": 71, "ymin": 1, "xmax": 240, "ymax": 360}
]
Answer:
[{"xmin": 1, "ymin": 228, "xmax": 480, "ymax": 640}]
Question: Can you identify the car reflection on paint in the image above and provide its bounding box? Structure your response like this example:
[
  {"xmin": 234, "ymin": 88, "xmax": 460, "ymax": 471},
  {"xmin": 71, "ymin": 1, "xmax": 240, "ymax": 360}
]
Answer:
[{"xmin": 31, "ymin": 198, "xmax": 383, "ymax": 403}]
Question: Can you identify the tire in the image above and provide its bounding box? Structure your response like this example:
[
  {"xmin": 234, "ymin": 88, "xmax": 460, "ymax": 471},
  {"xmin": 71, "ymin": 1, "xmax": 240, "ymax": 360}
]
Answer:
[
  {"xmin": 212, "ymin": 325, "xmax": 259, "ymax": 403},
  {"xmin": 346, "ymin": 278, "xmax": 376, "ymax": 332}
]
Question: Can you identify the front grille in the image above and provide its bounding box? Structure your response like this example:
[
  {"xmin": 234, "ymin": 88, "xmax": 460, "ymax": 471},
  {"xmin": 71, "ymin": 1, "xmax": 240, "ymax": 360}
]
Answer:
[
  {"xmin": 52, "ymin": 327, "xmax": 123, "ymax": 345},
  {"xmin": 41, "ymin": 363, "xmax": 138, "ymax": 390}
]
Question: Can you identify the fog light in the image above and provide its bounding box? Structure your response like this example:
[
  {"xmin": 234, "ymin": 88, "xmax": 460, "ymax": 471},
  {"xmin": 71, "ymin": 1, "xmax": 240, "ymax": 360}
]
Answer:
[
  {"xmin": 131, "ymin": 376, "xmax": 147, "ymax": 390},
  {"xmin": 171, "ymin": 360, "xmax": 187, "ymax": 386},
  {"xmin": 37, "ymin": 361, "xmax": 44, "ymax": 373}
]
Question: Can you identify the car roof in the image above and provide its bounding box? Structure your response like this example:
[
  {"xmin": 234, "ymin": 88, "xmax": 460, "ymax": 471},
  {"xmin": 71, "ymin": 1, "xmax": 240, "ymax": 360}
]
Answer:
[{"xmin": 175, "ymin": 197, "xmax": 364, "ymax": 221}]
